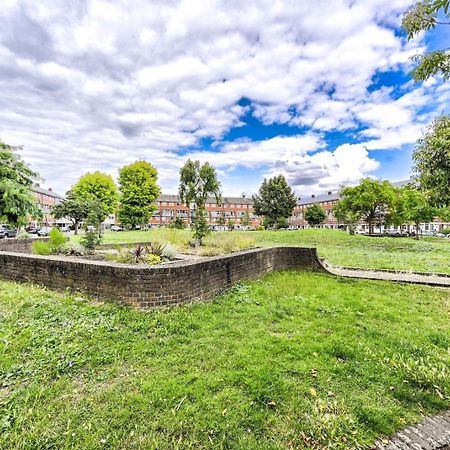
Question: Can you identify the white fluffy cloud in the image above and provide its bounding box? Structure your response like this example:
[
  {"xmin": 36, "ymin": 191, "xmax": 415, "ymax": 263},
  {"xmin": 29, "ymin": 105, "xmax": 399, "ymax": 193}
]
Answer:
[{"xmin": 0, "ymin": 0, "xmax": 447, "ymax": 196}]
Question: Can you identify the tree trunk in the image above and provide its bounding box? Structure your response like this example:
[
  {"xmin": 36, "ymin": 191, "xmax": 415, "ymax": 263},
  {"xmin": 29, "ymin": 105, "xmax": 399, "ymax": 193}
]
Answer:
[
  {"xmin": 416, "ymin": 221, "xmax": 420, "ymax": 240},
  {"xmin": 369, "ymin": 222, "xmax": 373, "ymax": 236},
  {"xmin": 74, "ymin": 221, "xmax": 79, "ymax": 235}
]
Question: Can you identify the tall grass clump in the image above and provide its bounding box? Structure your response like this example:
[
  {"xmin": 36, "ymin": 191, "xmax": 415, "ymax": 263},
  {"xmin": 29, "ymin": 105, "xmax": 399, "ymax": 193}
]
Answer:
[{"xmin": 201, "ymin": 233, "xmax": 256, "ymax": 256}]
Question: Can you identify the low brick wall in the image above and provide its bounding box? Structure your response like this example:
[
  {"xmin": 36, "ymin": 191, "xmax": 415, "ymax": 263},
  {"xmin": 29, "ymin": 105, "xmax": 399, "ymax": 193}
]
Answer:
[
  {"xmin": 0, "ymin": 247, "xmax": 329, "ymax": 308},
  {"xmin": 0, "ymin": 237, "xmax": 49, "ymax": 253}
]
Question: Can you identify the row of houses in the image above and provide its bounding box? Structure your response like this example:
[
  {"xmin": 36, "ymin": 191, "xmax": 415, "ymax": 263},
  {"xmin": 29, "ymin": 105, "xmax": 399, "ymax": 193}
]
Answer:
[{"xmin": 30, "ymin": 184, "xmax": 449, "ymax": 234}]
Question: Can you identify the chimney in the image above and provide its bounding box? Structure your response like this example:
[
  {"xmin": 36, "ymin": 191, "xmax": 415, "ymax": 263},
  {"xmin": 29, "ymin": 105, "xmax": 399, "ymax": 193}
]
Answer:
[
  {"xmin": 328, "ymin": 191, "xmax": 332, "ymax": 196},
  {"xmin": 311, "ymin": 194, "xmax": 315, "ymax": 199},
  {"xmin": 48, "ymin": 187, "xmax": 52, "ymax": 192},
  {"xmin": 297, "ymin": 197, "xmax": 302, "ymax": 201}
]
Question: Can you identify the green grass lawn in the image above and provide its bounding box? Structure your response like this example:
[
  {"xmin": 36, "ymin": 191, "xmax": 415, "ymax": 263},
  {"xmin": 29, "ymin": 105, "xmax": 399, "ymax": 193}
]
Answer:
[
  {"xmin": 1, "ymin": 273, "xmax": 449, "ymax": 449},
  {"xmin": 77, "ymin": 228, "xmax": 450, "ymax": 274}
]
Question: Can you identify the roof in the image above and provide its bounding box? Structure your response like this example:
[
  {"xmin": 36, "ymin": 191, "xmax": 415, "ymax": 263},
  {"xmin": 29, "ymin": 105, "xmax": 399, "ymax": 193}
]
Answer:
[
  {"xmin": 297, "ymin": 192, "xmax": 340, "ymax": 206},
  {"xmin": 31, "ymin": 185, "xmax": 64, "ymax": 200}
]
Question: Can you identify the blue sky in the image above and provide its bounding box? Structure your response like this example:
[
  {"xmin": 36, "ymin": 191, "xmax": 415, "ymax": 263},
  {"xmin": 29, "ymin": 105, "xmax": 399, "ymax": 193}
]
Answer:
[{"xmin": 1, "ymin": 0, "xmax": 449, "ymax": 196}]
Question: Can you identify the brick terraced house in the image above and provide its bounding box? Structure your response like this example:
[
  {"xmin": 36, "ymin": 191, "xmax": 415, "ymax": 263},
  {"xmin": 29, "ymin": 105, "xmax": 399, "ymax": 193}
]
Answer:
[
  {"xmin": 30, "ymin": 185, "xmax": 65, "ymax": 226},
  {"xmin": 150, "ymin": 194, "xmax": 261, "ymax": 230}
]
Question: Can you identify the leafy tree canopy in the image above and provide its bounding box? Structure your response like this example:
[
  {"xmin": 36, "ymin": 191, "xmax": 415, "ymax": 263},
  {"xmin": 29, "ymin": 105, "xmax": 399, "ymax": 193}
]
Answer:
[
  {"xmin": 179, "ymin": 159, "xmax": 221, "ymax": 241},
  {"xmin": 0, "ymin": 141, "xmax": 41, "ymax": 226},
  {"xmin": 395, "ymin": 186, "xmax": 435, "ymax": 238},
  {"xmin": 72, "ymin": 171, "xmax": 118, "ymax": 223},
  {"xmin": 339, "ymin": 178, "xmax": 396, "ymax": 235},
  {"xmin": 413, "ymin": 115, "xmax": 450, "ymax": 207},
  {"xmin": 402, "ymin": 0, "xmax": 450, "ymax": 81},
  {"xmin": 118, "ymin": 161, "xmax": 160, "ymax": 228},
  {"xmin": 252, "ymin": 175, "xmax": 297, "ymax": 229},
  {"xmin": 52, "ymin": 190, "xmax": 90, "ymax": 235},
  {"xmin": 305, "ymin": 203, "xmax": 327, "ymax": 227},
  {"xmin": 179, "ymin": 159, "xmax": 221, "ymax": 209}
]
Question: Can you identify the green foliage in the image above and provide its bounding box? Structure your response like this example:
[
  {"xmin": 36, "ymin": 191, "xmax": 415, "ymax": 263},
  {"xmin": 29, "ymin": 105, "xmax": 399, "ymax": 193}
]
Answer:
[
  {"xmin": 0, "ymin": 141, "xmax": 42, "ymax": 226},
  {"xmin": 85, "ymin": 199, "xmax": 106, "ymax": 236},
  {"xmin": 179, "ymin": 159, "xmax": 221, "ymax": 241},
  {"xmin": 48, "ymin": 228, "xmax": 67, "ymax": 252},
  {"xmin": 227, "ymin": 218, "xmax": 235, "ymax": 230},
  {"xmin": 253, "ymin": 175, "xmax": 297, "ymax": 229},
  {"xmin": 161, "ymin": 243, "xmax": 178, "ymax": 260},
  {"xmin": 339, "ymin": 179, "xmax": 396, "ymax": 234},
  {"xmin": 118, "ymin": 161, "xmax": 160, "ymax": 228},
  {"xmin": 72, "ymin": 171, "xmax": 118, "ymax": 224},
  {"xmin": 241, "ymin": 210, "xmax": 251, "ymax": 227},
  {"xmin": 110, "ymin": 245, "xmax": 162, "ymax": 265},
  {"xmin": 305, "ymin": 203, "xmax": 327, "ymax": 227},
  {"xmin": 16, "ymin": 231, "xmax": 31, "ymax": 239},
  {"xmin": 201, "ymin": 233, "xmax": 256, "ymax": 255},
  {"xmin": 217, "ymin": 214, "xmax": 226, "ymax": 229},
  {"xmin": 393, "ymin": 186, "xmax": 435, "ymax": 238},
  {"xmin": 402, "ymin": 0, "xmax": 450, "ymax": 81},
  {"xmin": 31, "ymin": 228, "xmax": 67, "ymax": 255},
  {"xmin": 52, "ymin": 190, "xmax": 90, "ymax": 235},
  {"xmin": 31, "ymin": 240, "xmax": 52, "ymax": 255},
  {"xmin": 1, "ymin": 274, "xmax": 449, "ymax": 448},
  {"xmin": 147, "ymin": 241, "xmax": 166, "ymax": 257},
  {"xmin": 80, "ymin": 231, "xmax": 102, "ymax": 254},
  {"xmin": 442, "ymin": 227, "xmax": 450, "ymax": 234},
  {"xmin": 168, "ymin": 217, "xmax": 185, "ymax": 229},
  {"xmin": 333, "ymin": 200, "xmax": 360, "ymax": 234},
  {"xmin": 256, "ymin": 224, "xmax": 265, "ymax": 231},
  {"xmin": 192, "ymin": 208, "xmax": 210, "ymax": 241},
  {"xmin": 413, "ymin": 115, "xmax": 450, "ymax": 207}
]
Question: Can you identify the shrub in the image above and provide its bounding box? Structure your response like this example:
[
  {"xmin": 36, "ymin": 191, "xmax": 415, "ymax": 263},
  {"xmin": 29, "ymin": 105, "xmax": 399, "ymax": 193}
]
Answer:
[
  {"xmin": 168, "ymin": 218, "xmax": 185, "ymax": 229},
  {"xmin": 442, "ymin": 228, "xmax": 450, "ymax": 235},
  {"xmin": 63, "ymin": 243, "xmax": 84, "ymax": 256},
  {"xmin": 48, "ymin": 228, "xmax": 67, "ymax": 253},
  {"xmin": 16, "ymin": 231, "xmax": 31, "ymax": 239},
  {"xmin": 32, "ymin": 240, "xmax": 51, "ymax": 255},
  {"xmin": 109, "ymin": 246, "xmax": 162, "ymax": 265},
  {"xmin": 256, "ymin": 225, "xmax": 265, "ymax": 231},
  {"xmin": 80, "ymin": 231, "xmax": 102, "ymax": 254},
  {"xmin": 161, "ymin": 243, "xmax": 178, "ymax": 260},
  {"xmin": 147, "ymin": 241, "xmax": 166, "ymax": 257}
]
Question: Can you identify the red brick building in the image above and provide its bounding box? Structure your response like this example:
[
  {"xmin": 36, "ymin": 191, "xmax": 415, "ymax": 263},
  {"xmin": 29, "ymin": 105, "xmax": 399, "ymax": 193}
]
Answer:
[
  {"xmin": 30, "ymin": 185, "xmax": 64, "ymax": 226},
  {"xmin": 150, "ymin": 194, "xmax": 261, "ymax": 230}
]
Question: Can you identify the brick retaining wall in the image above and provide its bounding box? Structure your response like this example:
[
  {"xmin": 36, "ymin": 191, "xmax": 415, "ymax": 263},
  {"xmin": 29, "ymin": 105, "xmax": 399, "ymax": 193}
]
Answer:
[
  {"xmin": 0, "ymin": 247, "xmax": 329, "ymax": 308},
  {"xmin": 0, "ymin": 237, "xmax": 49, "ymax": 253}
]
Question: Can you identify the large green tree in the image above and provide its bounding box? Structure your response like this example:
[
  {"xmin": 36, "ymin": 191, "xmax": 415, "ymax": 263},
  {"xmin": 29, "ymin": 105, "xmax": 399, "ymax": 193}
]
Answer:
[
  {"xmin": 179, "ymin": 159, "xmax": 221, "ymax": 241},
  {"xmin": 402, "ymin": 0, "xmax": 450, "ymax": 82},
  {"xmin": 0, "ymin": 141, "xmax": 41, "ymax": 226},
  {"xmin": 338, "ymin": 179, "xmax": 396, "ymax": 235},
  {"xmin": 333, "ymin": 199, "xmax": 360, "ymax": 234},
  {"xmin": 118, "ymin": 161, "xmax": 160, "ymax": 229},
  {"xmin": 72, "ymin": 171, "xmax": 118, "ymax": 225},
  {"xmin": 52, "ymin": 190, "xmax": 90, "ymax": 235},
  {"xmin": 412, "ymin": 115, "xmax": 450, "ymax": 207},
  {"xmin": 305, "ymin": 203, "xmax": 327, "ymax": 227},
  {"xmin": 395, "ymin": 186, "xmax": 435, "ymax": 239},
  {"xmin": 252, "ymin": 175, "xmax": 297, "ymax": 229}
]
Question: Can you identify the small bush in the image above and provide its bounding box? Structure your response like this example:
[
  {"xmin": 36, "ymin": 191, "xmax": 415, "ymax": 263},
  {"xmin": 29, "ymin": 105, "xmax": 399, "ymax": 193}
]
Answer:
[
  {"xmin": 161, "ymin": 243, "xmax": 178, "ymax": 260},
  {"xmin": 32, "ymin": 241, "xmax": 51, "ymax": 255},
  {"xmin": 109, "ymin": 246, "xmax": 162, "ymax": 265},
  {"xmin": 256, "ymin": 225, "xmax": 265, "ymax": 231},
  {"xmin": 442, "ymin": 228, "xmax": 450, "ymax": 235},
  {"xmin": 16, "ymin": 231, "xmax": 31, "ymax": 239},
  {"xmin": 63, "ymin": 243, "xmax": 84, "ymax": 256},
  {"xmin": 80, "ymin": 231, "xmax": 102, "ymax": 254},
  {"xmin": 147, "ymin": 241, "xmax": 166, "ymax": 257},
  {"xmin": 48, "ymin": 228, "xmax": 67, "ymax": 253}
]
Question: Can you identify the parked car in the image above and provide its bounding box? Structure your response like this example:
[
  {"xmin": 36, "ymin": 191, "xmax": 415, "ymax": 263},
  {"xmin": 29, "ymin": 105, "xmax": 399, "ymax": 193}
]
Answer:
[
  {"xmin": 25, "ymin": 226, "xmax": 40, "ymax": 234},
  {"xmin": 59, "ymin": 225, "xmax": 71, "ymax": 233},
  {"xmin": 37, "ymin": 226, "xmax": 51, "ymax": 237},
  {"xmin": 0, "ymin": 224, "xmax": 17, "ymax": 239},
  {"xmin": 110, "ymin": 225, "xmax": 123, "ymax": 232}
]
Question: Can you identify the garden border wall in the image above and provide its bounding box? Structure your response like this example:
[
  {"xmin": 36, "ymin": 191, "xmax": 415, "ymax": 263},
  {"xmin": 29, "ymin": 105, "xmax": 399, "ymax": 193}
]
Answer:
[
  {"xmin": 0, "ymin": 237, "xmax": 49, "ymax": 253},
  {"xmin": 0, "ymin": 247, "xmax": 329, "ymax": 308}
]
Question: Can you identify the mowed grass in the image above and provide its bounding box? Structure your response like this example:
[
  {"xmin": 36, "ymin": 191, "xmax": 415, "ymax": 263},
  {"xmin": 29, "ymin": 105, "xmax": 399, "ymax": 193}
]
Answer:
[
  {"xmin": 83, "ymin": 228, "xmax": 450, "ymax": 274},
  {"xmin": 1, "ymin": 273, "xmax": 449, "ymax": 449}
]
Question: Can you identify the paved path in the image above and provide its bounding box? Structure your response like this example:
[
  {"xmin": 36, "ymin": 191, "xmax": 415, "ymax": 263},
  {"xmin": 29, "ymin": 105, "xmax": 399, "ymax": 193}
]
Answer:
[
  {"xmin": 325, "ymin": 266, "xmax": 450, "ymax": 288},
  {"xmin": 374, "ymin": 410, "xmax": 450, "ymax": 449}
]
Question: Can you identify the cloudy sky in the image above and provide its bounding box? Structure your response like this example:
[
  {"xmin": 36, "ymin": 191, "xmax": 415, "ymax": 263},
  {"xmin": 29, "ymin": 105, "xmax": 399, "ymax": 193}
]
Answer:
[{"xmin": 1, "ymin": 0, "xmax": 449, "ymax": 197}]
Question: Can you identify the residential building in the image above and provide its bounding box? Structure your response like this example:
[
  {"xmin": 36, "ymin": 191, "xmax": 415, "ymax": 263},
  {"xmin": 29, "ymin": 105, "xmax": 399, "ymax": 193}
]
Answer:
[{"xmin": 30, "ymin": 185, "xmax": 65, "ymax": 226}]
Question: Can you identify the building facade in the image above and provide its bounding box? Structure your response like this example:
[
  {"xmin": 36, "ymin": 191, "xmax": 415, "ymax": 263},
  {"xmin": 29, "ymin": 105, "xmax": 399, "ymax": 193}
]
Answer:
[
  {"xmin": 30, "ymin": 185, "xmax": 65, "ymax": 226},
  {"xmin": 149, "ymin": 191, "xmax": 449, "ymax": 234}
]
